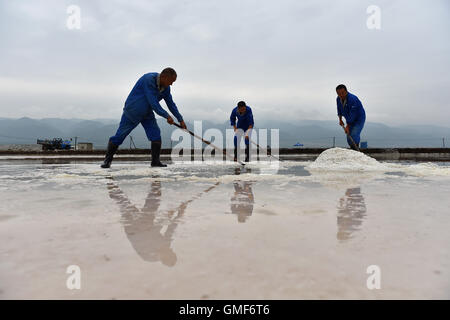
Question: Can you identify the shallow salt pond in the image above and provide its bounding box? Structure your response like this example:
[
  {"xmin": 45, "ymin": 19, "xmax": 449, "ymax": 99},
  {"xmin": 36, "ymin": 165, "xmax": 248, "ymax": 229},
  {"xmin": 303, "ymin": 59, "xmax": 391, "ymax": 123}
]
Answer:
[{"xmin": 1, "ymin": 149, "xmax": 449, "ymax": 299}]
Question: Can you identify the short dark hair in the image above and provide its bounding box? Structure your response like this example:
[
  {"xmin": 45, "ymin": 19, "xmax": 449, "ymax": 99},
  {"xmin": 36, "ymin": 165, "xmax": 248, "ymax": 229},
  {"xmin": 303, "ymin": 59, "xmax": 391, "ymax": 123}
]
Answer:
[
  {"xmin": 336, "ymin": 84, "xmax": 347, "ymax": 91},
  {"xmin": 161, "ymin": 67, "xmax": 177, "ymax": 78},
  {"xmin": 237, "ymin": 101, "xmax": 246, "ymax": 108}
]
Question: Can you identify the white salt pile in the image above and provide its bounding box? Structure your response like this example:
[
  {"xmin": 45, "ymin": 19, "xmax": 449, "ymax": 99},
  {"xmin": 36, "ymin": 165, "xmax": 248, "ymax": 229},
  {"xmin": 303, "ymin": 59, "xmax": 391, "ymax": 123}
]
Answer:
[{"xmin": 307, "ymin": 147, "xmax": 387, "ymax": 171}]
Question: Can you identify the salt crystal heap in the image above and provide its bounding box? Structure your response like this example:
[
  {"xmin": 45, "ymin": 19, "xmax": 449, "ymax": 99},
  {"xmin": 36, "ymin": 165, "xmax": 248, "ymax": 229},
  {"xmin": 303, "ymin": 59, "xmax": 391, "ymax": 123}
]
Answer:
[{"xmin": 307, "ymin": 147, "xmax": 387, "ymax": 171}]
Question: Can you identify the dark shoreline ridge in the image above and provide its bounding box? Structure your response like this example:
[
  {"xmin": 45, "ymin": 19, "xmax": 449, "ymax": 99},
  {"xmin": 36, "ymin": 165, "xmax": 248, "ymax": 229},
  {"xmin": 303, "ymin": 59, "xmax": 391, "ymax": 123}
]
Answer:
[{"xmin": 1, "ymin": 148, "xmax": 450, "ymax": 161}]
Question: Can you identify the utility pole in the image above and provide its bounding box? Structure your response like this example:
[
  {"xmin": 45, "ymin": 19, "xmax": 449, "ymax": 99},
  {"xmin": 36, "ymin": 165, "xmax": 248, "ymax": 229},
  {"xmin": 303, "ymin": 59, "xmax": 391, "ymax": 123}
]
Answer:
[
  {"xmin": 443, "ymin": 137, "xmax": 446, "ymax": 148},
  {"xmin": 129, "ymin": 136, "xmax": 137, "ymax": 150},
  {"xmin": 129, "ymin": 136, "xmax": 136, "ymax": 150},
  {"xmin": 333, "ymin": 136, "xmax": 336, "ymax": 148},
  {"xmin": 74, "ymin": 136, "xmax": 78, "ymax": 150}
]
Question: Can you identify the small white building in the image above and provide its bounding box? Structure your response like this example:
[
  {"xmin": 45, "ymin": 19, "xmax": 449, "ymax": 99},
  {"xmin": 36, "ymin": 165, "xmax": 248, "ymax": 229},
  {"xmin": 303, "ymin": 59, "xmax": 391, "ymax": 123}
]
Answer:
[{"xmin": 77, "ymin": 142, "xmax": 93, "ymax": 151}]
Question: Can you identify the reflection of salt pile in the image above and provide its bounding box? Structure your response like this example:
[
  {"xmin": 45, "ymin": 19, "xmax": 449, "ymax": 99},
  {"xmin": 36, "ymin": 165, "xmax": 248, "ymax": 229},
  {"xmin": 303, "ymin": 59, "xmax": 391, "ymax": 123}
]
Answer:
[
  {"xmin": 403, "ymin": 162, "xmax": 450, "ymax": 177},
  {"xmin": 307, "ymin": 148, "xmax": 387, "ymax": 171}
]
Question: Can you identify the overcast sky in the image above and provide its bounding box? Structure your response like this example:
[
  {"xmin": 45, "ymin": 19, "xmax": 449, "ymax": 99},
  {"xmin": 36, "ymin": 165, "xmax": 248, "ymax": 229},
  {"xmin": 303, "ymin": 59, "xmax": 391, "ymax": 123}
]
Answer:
[{"xmin": 0, "ymin": 0, "xmax": 449, "ymax": 126}]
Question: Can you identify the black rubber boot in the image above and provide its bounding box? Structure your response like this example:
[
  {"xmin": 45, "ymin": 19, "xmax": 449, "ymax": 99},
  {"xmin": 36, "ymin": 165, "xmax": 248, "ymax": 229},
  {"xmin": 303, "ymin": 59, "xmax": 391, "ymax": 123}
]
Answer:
[
  {"xmin": 101, "ymin": 140, "xmax": 118, "ymax": 168},
  {"xmin": 151, "ymin": 140, "xmax": 167, "ymax": 167},
  {"xmin": 234, "ymin": 146, "xmax": 238, "ymax": 162},
  {"xmin": 245, "ymin": 144, "xmax": 250, "ymax": 162}
]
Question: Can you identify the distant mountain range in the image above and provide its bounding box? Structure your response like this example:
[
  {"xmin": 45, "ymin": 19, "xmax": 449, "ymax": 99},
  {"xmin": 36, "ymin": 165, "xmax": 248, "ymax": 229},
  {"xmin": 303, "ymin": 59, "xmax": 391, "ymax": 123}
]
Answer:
[{"xmin": 0, "ymin": 117, "xmax": 449, "ymax": 149}]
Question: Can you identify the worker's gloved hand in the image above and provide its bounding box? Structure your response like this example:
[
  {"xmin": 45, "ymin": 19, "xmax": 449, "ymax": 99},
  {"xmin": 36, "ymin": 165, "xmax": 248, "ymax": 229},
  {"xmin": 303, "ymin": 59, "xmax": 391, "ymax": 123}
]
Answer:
[
  {"xmin": 245, "ymin": 135, "xmax": 249, "ymax": 140},
  {"xmin": 339, "ymin": 119, "xmax": 345, "ymax": 127},
  {"xmin": 344, "ymin": 124, "xmax": 350, "ymax": 134},
  {"xmin": 180, "ymin": 120, "xmax": 187, "ymax": 130},
  {"xmin": 167, "ymin": 116, "xmax": 174, "ymax": 125}
]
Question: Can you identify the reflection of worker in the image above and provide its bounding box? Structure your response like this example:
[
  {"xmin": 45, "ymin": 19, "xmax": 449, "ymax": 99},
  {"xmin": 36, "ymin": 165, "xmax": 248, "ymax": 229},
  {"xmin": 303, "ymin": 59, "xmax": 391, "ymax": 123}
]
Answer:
[
  {"xmin": 107, "ymin": 179, "xmax": 219, "ymax": 265},
  {"xmin": 107, "ymin": 181, "xmax": 181, "ymax": 266},
  {"xmin": 230, "ymin": 181, "xmax": 254, "ymax": 223},
  {"xmin": 337, "ymin": 187, "xmax": 367, "ymax": 241}
]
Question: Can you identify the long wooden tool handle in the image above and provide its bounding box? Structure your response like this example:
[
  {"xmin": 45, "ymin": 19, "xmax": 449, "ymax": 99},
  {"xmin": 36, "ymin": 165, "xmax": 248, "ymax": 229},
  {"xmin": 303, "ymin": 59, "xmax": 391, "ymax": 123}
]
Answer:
[
  {"xmin": 249, "ymin": 140, "xmax": 283, "ymax": 162},
  {"xmin": 341, "ymin": 124, "xmax": 360, "ymax": 151},
  {"xmin": 171, "ymin": 122, "xmax": 245, "ymax": 165}
]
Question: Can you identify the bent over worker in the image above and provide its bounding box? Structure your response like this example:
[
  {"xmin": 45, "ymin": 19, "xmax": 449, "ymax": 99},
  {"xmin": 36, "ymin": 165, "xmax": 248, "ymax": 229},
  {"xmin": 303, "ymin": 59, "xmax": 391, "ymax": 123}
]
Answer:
[
  {"xmin": 101, "ymin": 68, "xmax": 187, "ymax": 168},
  {"xmin": 230, "ymin": 101, "xmax": 254, "ymax": 162},
  {"xmin": 336, "ymin": 84, "xmax": 366, "ymax": 150}
]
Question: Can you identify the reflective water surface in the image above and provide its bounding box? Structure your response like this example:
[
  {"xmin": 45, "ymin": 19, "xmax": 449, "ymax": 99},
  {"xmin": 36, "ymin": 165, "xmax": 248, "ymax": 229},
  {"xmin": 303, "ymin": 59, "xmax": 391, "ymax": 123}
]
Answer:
[{"xmin": 0, "ymin": 159, "xmax": 449, "ymax": 299}]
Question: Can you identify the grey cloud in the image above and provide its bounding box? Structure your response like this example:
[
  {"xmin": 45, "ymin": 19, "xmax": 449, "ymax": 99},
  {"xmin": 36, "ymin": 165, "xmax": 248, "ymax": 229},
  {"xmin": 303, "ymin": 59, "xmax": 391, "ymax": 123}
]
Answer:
[{"xmin": 0, "ymin": 0, "xmax": 449, "ymax": 126}]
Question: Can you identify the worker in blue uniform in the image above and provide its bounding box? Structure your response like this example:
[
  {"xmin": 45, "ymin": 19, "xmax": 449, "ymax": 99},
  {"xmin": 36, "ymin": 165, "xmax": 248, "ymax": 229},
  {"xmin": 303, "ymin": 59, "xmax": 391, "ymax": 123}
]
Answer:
[
  {"xmin": 336, "ymin": 84, "xmax": 366, "ymax": 150},
  {"xmin": 230, "ymin": 101, "xmax": 254, "ymax": 162},
  {"xmin": 101, "ymin": 68, "xmax": 186, "ymax": 168}
]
